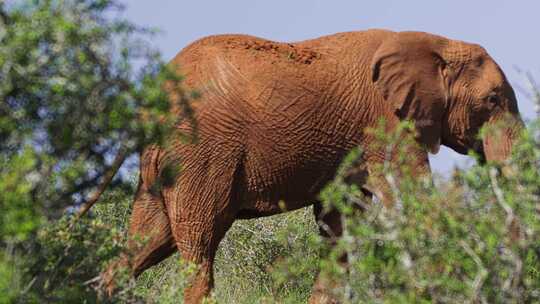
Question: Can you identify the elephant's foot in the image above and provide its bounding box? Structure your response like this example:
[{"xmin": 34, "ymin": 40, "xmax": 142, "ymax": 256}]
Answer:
[{"xmin": 183, "ymin": 273, "xmax": 212, "ymax": 304}]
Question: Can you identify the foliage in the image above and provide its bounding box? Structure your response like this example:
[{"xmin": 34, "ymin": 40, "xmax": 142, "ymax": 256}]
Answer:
[
  {"xmin": 304, "ymin": 113, "xmax": 540, "ymax": 303},
  {"xmin": 28, "ymin": 187, "xmax": 199, "ymax": 303},
  {"xmin": 29, "ymin": 189, "xmax": 131, "ymax": 303},
  {"xmin": 0, "ymin": 0, "xmax": 193, "ymax": 302}
]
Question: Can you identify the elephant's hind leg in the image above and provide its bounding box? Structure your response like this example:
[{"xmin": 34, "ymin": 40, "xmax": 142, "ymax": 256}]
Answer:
[
  {"xmin": 126, "ymin": 190, "xmax": 177, "ymax": 276},
  {"xmin": 165, "ymin": 156, "xmax": 242, "ymax": 304},
  {"xmin": 102, "ymin": 187, "xmax": 176, "ymax": 294}
]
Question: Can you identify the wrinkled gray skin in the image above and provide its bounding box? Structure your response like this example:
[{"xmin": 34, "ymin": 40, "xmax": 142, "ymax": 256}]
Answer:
[{"xmin": 102, "ymin": 30, "xmax": 523, "ymax": 303}]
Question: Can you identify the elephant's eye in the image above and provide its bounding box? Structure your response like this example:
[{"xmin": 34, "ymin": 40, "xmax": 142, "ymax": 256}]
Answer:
[{"xmin": 487, "ymin": 93, "xmax": 500, "ymax": 105}]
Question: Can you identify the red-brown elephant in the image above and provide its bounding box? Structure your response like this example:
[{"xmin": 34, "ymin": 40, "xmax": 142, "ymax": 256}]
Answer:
[{"xmin": 101, "ymin": 29, "xmax": 523, "ymax": 303}]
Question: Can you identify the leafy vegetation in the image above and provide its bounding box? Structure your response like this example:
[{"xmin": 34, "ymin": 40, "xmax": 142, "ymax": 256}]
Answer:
[
  {"xmin": 1, "ymin": 0, "xmax": 539, "ymax": 303},
  {"xmin": 0, "ymin": 0, "xmax": 193, "ymax": 302},
  {"xmin": 311, "ymin": 119, "xmax": 540, "ymax": 303}
]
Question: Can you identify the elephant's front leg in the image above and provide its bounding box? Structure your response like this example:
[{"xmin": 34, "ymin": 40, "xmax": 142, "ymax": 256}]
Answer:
[
  {"xmin": 363, "ymin": 145, "xmax": 431, "ymax": 207},
  {"xmin": 309, "ymin": 194, "xmax": 371, "ymax": 304},
  {"xmin": 309, "ymin": 202, "xmax": 345, "ymax": 304}
]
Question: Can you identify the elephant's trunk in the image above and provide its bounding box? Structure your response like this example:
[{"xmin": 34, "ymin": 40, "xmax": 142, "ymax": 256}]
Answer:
[{"xmin": 482, "ymin": 114, "xmax": 524, "ymax": 163}]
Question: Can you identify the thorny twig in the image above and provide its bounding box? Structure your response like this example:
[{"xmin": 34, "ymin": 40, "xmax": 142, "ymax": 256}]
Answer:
[
  {"xmin": 460, "ymin": 240, "xmax": 488, "ymax": 304},
  {"xmin": 383, "ymin": 142, "xmax": 403, "ymax": 209},
  {"xmin": 524, "ymin": 72, "xmax": 540, "ymax": 117},
  {"xmin": 489, "ymin": 168, "xmax": 516, "ymax": 230}
]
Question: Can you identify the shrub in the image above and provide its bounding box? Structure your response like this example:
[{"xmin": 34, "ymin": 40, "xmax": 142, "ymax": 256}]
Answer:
[
  {"xmin": 0, "ymin": 0, "xmax": 192, "ymax": 301},
  {"xmin": 291, "ymin": 117, "xmax": 540, "ymax": 303}
]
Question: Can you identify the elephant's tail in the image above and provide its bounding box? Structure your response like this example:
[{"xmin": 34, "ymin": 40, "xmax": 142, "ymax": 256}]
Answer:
[{"xmin": 138, "ymin": 145, "xmax": 164, "ymax": 190}]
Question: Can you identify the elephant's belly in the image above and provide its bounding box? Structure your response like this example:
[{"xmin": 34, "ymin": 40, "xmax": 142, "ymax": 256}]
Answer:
[{"xmin": 240, "ymin": 152, "xmax": 346, "ymax": 217}]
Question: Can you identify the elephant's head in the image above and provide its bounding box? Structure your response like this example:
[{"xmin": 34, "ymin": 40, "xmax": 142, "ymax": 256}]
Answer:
[{"xmin": 371, "ymin": 31, "xmax": 523, "ymax": 163}]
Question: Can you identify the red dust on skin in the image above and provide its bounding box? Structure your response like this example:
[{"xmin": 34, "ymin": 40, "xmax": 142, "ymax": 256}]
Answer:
[
  {"xmin": 101, "ymin": 29, "xmax": 523, "ymax": 303},
  {"xmin": 233, "ymin": 40, "xmax": 322, "ymax": 64}
]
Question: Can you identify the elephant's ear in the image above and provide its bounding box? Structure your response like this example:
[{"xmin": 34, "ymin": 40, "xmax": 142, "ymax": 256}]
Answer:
[{"xmin": 371, "ymin": 32, "xmax": 450, "ymax": 154}]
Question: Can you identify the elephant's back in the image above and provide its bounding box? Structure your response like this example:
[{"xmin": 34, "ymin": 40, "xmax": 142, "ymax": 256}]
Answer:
[
  {"xmin": 169, "ymin": 34, "xmax": 338, "ymax": 95},
  {"xmin": 169, "ymin": 30, "xmax": 394, "ymax": 98}
]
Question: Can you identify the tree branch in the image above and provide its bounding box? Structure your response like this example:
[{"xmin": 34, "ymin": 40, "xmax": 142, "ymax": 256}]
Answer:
[{"xmin": 74, "ymin": 145, "xmax": 129, "ymax": 220}]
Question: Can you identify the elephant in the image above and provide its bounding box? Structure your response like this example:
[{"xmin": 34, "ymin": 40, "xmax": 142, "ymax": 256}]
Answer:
[{"xmin": 100, "ymin": 29, "xmax": 523, "ymax": 303}]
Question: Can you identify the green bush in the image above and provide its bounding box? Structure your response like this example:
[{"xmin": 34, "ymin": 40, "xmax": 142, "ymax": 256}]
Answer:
[
  {"xmin": 294, "ymin": 118, "xmax": 540, "ymax": 303},
  {"xmin": 0, "ymin": 1, "xmax": 193, "ymax": 302},
  {"xmin": 26, "ymin": 190, "xmax": 130, "ymax": 303}
]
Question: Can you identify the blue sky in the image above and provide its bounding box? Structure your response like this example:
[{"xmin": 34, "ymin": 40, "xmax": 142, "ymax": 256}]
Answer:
[{"xmin": 124, "ymin": 1, "xmax": 539, "ymax": 174}]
